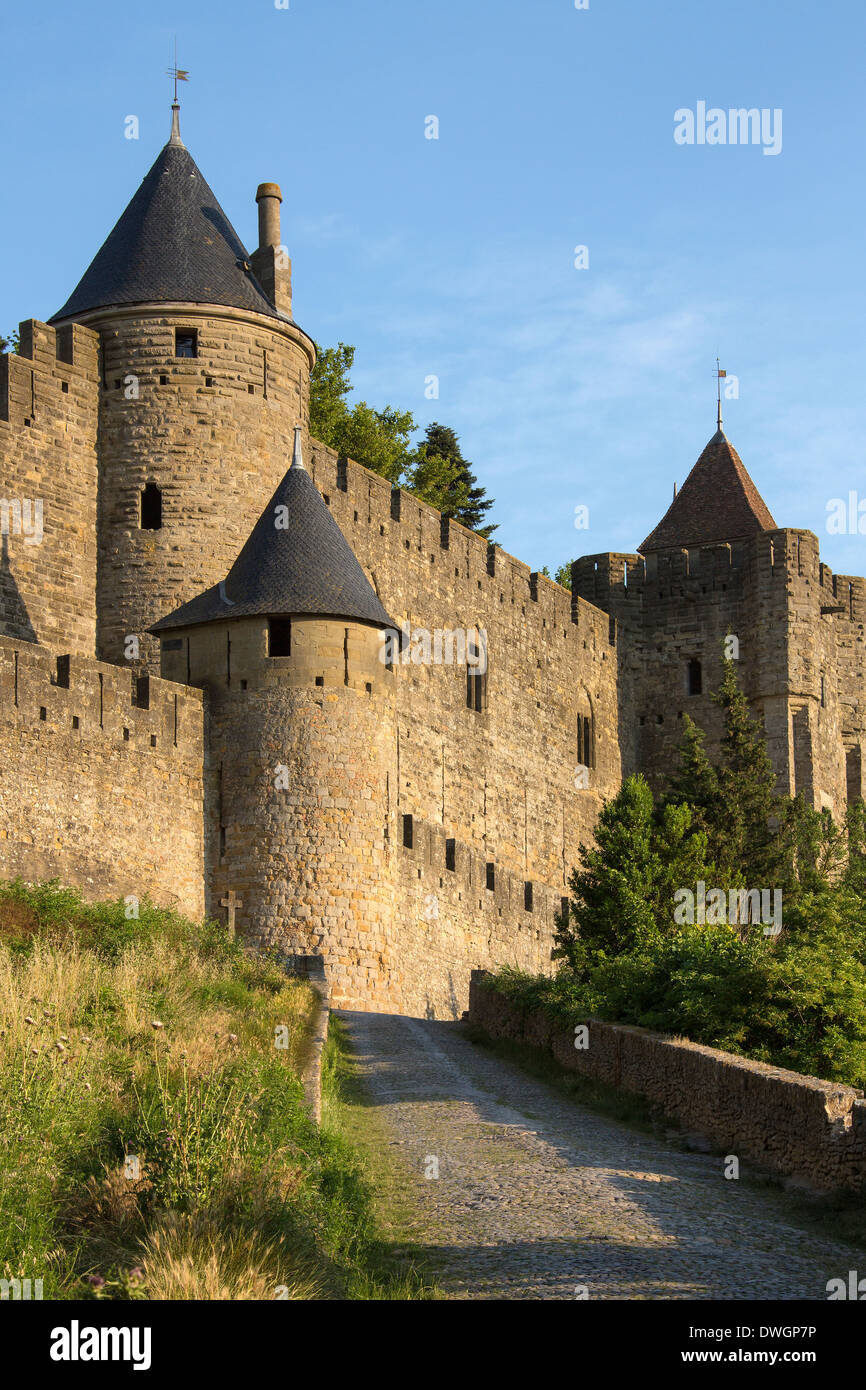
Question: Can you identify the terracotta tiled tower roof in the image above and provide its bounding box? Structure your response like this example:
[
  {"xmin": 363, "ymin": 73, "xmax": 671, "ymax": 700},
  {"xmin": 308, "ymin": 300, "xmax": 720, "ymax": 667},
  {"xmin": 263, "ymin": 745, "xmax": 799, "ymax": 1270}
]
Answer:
[
  {"xmin": 638, "ymin": 429, "xmax": 776, "ymax": 553},
  {"xmin": 50, "ymin": 110, "xmax": 288, "ymax": 325},
  {"xmin": 151, "ymin": 431, "xmax": 394, "ymax": 634}
]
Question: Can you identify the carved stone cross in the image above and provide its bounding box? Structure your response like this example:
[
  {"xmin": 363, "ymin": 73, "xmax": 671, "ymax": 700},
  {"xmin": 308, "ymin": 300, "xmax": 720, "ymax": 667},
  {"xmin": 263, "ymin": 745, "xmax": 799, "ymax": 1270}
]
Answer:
[{"xmin": 220, "ymin": 890, "xmax": 242, "ymax": 939}]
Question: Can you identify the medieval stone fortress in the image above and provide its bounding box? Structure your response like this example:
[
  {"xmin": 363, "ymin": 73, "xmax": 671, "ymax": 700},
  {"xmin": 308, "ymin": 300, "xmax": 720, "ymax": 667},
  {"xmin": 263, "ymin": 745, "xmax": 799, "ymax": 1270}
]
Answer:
[{"xmin": 1, "ymin": 102, "xmax": 862, "ymax": 1018}]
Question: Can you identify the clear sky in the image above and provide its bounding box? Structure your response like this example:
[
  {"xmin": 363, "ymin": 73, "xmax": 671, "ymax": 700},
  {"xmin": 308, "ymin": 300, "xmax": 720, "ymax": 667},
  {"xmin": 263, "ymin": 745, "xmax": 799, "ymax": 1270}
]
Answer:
[{"xmin": 2, "ymin": 0, "xmax": 865, "ymax": 577}]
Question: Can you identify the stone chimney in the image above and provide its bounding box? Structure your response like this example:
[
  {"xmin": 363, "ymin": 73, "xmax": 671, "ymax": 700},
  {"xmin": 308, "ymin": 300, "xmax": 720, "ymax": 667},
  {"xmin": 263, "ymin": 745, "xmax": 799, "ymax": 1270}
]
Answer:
[{"xmin": 251, "ymin": 182, "xmax": 292, "ymax": 318}]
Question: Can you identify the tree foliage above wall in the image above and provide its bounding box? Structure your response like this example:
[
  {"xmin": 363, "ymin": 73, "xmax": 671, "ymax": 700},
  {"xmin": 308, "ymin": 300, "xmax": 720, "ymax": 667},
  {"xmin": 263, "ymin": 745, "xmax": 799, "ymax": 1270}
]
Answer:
[{"xmin": 310, "ymin": 343, "xmax": 496, "ymax": 538}]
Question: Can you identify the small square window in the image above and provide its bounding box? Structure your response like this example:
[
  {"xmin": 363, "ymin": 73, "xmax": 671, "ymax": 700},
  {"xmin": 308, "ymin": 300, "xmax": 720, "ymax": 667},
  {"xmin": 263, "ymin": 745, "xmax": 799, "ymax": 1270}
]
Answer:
[
  {"xmin": 268, "ymin": 618, "xmax": 292, "ymax": 657},
  {"xmin": 175, "ymin": 329, "xmax": 197, "ymax": 358}
]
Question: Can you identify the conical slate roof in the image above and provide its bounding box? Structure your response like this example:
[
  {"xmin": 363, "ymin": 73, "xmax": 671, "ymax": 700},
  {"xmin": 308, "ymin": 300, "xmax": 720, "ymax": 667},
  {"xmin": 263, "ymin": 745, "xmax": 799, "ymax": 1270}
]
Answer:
[
  {"xmin": 639, "ymin": 429, "xmax": 776, "ymax": 553},
  {"xmin": 151, "ymin": 439, "xmax": 393, "ymax": 634},
  {"xmin": 50, "ymin": 118, "xmax": 285, "ymax": 324}
]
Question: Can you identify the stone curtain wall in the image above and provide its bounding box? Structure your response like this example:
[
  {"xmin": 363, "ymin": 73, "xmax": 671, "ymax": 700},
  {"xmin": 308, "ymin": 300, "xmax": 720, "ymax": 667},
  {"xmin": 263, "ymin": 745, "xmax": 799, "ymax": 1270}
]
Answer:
[
  {"xmin": 0, "ymin": 636, "xmax": 205, "ymax": 918},
  {"xmin": 0, "ymin": 321, "xmax": 99, "ymax": 656},
  {"xmin": 306, "ymin": 441, "xmax": 621, "ymax": 958},
  {"xmin": 93, "ymin": 306, "xmax": 314, "ymax": 671},
  {"xmin": 280, "ymin": 443, "xmax": 625, "ymax": 1016},
  {"xmin": 469, "ymin": 973, "xmax": 866, "ymax": 1192},
  {"xmin": 393, "ymin": 815, "xmax": 562, "ymax": 1019}
]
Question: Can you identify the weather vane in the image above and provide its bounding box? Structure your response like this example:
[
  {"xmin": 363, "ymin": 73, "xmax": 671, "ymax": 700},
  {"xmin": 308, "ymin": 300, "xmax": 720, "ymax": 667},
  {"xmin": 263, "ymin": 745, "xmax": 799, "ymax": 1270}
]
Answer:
[
  {"xmin": 166, "ymin": 39, "xmax": 190, "ymax": 105},
  {"xmin": 716, "ymin": 356, "xmax": 726, "ymax": 431}
]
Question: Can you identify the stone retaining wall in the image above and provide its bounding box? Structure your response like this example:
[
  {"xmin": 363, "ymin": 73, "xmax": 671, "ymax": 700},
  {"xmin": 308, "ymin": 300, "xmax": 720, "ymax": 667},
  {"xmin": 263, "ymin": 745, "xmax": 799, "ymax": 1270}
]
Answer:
[{"xmin": 468, "ymin": 971, "xmax": 866, "ymax": 1192}]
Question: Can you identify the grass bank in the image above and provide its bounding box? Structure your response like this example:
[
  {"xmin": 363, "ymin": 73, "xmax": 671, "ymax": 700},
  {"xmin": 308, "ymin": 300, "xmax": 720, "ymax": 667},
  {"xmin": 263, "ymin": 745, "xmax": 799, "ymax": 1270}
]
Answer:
[{"xmin": 0, "ymin": 879, "xmax": 428, "ymax": 1299}]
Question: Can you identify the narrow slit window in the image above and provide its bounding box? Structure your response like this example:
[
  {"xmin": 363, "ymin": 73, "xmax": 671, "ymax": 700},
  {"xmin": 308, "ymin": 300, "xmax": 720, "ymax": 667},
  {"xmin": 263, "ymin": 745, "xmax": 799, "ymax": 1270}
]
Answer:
[
  {"xmin": 140, "ymin": 482, "xmax": 162, "ymax": 530},
  {"xmin": 466, "ymin": 635, "xmax": 488, "ymax": 711},
  {"xmin": 687, "ymin": 659, "xmax": 702, "ymax": 696},
  {"xmin": 578, "ymin": 712, "xmax": 594, "ymax": 769}
]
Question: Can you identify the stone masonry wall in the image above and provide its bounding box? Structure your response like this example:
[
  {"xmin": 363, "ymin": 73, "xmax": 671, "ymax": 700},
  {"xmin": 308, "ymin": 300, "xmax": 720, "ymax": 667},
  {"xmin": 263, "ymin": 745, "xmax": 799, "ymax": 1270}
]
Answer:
[
  {"xmin": 307, "ymin": 446, "xmax": 621, "ymax": 869},
  {"xmin": 92, "ymin": 305, "xmax": 315, "ymax": 671},
  {"xmin": 574, "ymin": 529, "xmax": 855, "ymax": 816},
  {"xmin": 165, "ymin": 615, "xmax": 399, "ymax": 1012},
  {"xmin": 469, "ymin": 973, "xmax": 866, "ymax": 1192},
  {"xmin": 294, "ymin": 442, "xmax": 622, "ymax": 1014},
  {"xmin": 0, "ymin": 321, "xmax": 99, "ymax": 656},
  {"xmin": 0, "ymin": 635, "xmax": 204, "ymax": 918}
]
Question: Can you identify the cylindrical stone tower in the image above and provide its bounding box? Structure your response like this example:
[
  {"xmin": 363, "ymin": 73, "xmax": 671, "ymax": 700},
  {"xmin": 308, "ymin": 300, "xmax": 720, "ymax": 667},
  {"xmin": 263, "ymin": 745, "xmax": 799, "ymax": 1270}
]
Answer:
[
  {"xmin": 50, "ymin": 104, "xmax": 314, "ymax": 671},
  {"xmin": 153, "ymin": 431, "xmax": 402, "ymax": 1012}
]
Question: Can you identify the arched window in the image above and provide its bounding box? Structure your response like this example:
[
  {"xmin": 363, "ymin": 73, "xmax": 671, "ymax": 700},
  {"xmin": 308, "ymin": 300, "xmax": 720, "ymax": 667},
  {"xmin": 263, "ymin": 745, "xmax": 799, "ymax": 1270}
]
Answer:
[
  {"xmin": 140, "ymin": 482, "xmax": 162, "ymax": 530},
  {"xmin": 687, "ymin": 659, "xmax": 702, "ymax": 696}
]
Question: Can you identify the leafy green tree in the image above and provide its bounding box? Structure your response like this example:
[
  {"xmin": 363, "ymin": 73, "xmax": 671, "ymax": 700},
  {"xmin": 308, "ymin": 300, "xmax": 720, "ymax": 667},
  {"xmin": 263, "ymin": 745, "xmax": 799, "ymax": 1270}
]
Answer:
[
  {"xmin": 334, "ymin": 402, "xmax": 415, "ymax": 486},
  {"xmin": 539, "ymin": 564, "xmax": 573, "ymax": 590},
  {"xmin": 553, "ymin": 774, "xmax": 714, "ymax": 977},
  {"xmin": 308, "ymin": 342, "xmax": 415, "ymax": 484},
  {"xmin": 309, "ymin": 342, "xmax": 354, "ymax": 444},
  {"xmin": 414, "ymin": 423, "xmax": 496, "ymax": 538},
  {"xmin": 0, "ymin": 329, "xmax": 20, "ymax": 354}
]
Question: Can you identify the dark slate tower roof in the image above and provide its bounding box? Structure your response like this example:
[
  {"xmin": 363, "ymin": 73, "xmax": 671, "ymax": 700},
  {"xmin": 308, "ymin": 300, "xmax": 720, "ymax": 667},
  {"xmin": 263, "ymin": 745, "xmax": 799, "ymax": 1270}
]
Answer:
[
  {"xmin": 639, "ymin": 429, "xmax": 776, "ymax": 554},
  {"xmin": 151, "ymin": 431, "xmax": 393, "ymax": 634},
  {"xmin": 50, "ymin": 110, "xmax": 286, "ymax": 324}
]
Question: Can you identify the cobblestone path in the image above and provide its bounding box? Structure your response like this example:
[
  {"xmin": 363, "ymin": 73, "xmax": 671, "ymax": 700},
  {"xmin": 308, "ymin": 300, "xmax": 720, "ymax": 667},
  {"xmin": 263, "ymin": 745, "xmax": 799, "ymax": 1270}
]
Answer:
[{"xmin": 339, "ymin": 1010, "xmax": 857, "ymax": 1300}]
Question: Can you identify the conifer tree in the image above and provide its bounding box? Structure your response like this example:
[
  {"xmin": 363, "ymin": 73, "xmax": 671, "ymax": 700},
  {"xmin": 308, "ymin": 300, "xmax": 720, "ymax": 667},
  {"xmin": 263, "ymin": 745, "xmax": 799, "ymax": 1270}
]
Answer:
[
  {"xmin": 412, "ymin": 423, "xmax": 497, "ymax": 538},
  {"xmin": 666, "ymin": 655, "xmax": 809, "ymax": 899},
  {"xmin": 554, "ymin": 775, "xmax": 713, "ymax": 976}
]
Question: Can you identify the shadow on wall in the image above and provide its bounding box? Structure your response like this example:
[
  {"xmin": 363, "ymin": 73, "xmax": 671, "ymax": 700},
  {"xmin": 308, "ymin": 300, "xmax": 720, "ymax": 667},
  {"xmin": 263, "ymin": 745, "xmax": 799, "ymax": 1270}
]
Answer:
[
  {"xmin": 424, "ymin": 972, "xmax": 462, "ymax": 1022},
  {"xmin": 0, "ymin": 534, "xmax": 37, "ymax": 643}
]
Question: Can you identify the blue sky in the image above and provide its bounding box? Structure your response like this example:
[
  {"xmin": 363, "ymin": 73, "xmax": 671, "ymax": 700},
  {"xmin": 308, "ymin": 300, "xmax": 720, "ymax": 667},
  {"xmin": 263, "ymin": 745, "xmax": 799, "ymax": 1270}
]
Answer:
[{"xmin": 2, "ymin": 0, "xmax": 865, "ymax": 576}]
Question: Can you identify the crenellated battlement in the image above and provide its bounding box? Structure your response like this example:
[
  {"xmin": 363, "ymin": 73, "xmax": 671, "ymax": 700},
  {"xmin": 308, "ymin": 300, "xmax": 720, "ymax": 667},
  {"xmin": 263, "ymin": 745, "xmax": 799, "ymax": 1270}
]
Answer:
[
  {"xmin": 0, "ymin": 319, "xmax": 99, "ymax": 427},
  {"xmin": 0, "ymin": 636, "xmax": 203, "ymax": 760},
  {"xmin": 307, "ymin": 439, "xmax": 612, "ymax": 652}
]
